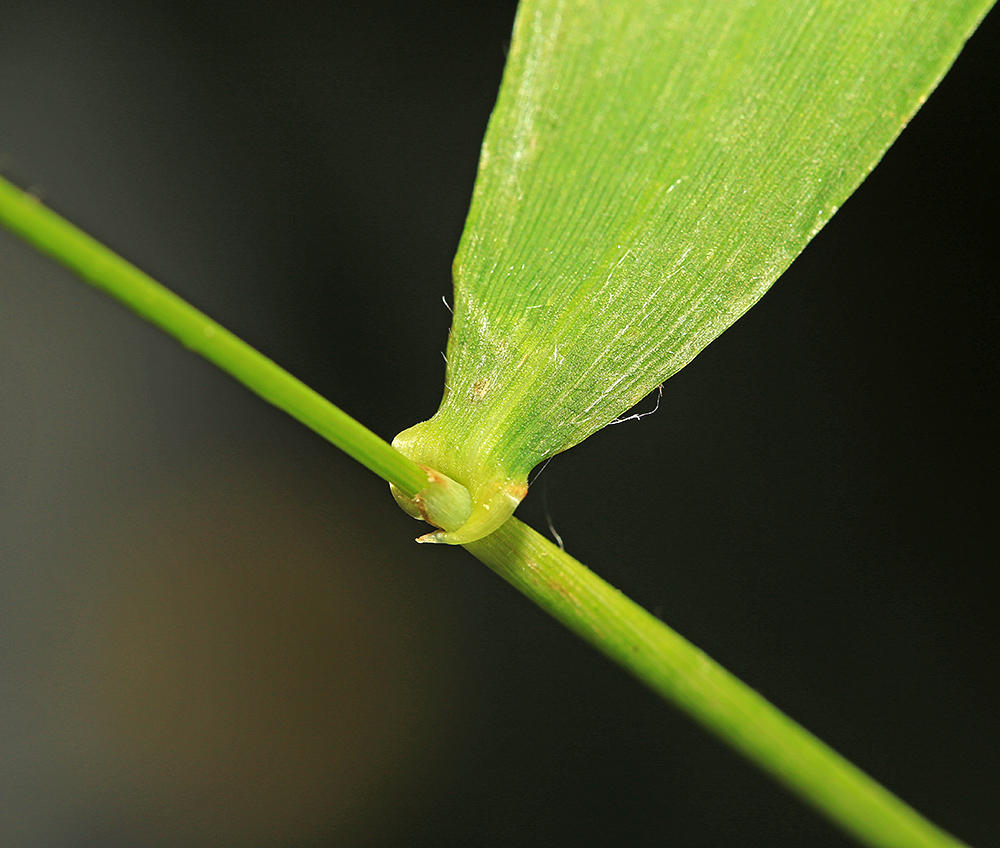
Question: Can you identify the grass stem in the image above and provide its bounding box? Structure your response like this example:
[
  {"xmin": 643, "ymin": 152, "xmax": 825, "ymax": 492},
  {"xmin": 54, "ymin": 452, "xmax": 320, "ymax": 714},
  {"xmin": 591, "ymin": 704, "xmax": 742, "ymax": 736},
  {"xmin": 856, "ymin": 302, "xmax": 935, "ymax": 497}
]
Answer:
[
  {"xmin": 1, "ymin": 171, "xmax": 970, "ymax": 848},
  {"xmin": 0, "ymin": 174, "xmax": 471, "ymax": 532},
  {"xmin": 466, "ymin": 518, "xmax": 971, "ymax": 848}
]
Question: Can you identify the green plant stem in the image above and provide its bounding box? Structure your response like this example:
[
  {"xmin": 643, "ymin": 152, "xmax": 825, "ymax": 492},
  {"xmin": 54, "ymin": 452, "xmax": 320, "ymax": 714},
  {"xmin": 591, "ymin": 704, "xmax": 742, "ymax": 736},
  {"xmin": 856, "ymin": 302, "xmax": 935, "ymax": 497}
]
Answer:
[
  {"xmin": 0, "ymin": 174, "xmax": 471, "ymax": 532},
  {"xmin": 466, "ymin": 518, "xmax": 970, "ymax": 848},
  {"xmin": 2, "ymin": 172, "xmax": 971, "ymax": 847}
]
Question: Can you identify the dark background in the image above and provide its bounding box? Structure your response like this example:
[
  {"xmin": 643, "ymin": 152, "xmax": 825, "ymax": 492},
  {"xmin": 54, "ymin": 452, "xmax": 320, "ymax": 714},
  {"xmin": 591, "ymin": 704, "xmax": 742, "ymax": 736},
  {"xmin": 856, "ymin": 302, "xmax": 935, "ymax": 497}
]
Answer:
[{"xmin": 1, "ymin": 2, "xmax": 996, "ymax": 846}]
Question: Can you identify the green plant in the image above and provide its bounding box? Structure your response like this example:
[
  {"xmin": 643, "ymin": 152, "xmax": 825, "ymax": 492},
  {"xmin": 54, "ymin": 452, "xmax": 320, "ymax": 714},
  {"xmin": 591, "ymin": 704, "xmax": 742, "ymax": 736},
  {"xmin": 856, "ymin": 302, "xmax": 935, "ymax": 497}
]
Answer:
[{"xmin": 0, "ymin": 1, "xmax": 996, "ymax": 848}]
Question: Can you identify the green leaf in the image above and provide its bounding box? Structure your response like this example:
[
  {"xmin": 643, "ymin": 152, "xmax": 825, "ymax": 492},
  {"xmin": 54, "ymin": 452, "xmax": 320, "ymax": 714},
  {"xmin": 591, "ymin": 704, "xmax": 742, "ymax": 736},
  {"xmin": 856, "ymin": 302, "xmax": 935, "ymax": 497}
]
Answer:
[{"xmin": 393, "ymin": 0, "xmax": 994, "ymax": 543}]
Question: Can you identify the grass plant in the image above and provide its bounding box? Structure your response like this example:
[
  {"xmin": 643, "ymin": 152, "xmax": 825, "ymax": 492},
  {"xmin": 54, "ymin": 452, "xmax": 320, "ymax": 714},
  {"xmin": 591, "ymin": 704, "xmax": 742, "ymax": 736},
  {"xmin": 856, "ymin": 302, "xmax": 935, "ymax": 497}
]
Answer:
[{"xmin": 1, "ymin": 1, "xmax": 995, "ymax": 846}]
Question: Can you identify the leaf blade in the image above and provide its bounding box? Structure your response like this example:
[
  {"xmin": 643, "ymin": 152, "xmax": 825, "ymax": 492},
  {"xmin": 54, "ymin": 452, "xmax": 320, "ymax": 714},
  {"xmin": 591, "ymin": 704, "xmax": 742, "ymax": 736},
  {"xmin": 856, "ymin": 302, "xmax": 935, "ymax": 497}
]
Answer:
[{"xmin": 395, "ymin": 0, "xmax": 995, "ymax": 542}]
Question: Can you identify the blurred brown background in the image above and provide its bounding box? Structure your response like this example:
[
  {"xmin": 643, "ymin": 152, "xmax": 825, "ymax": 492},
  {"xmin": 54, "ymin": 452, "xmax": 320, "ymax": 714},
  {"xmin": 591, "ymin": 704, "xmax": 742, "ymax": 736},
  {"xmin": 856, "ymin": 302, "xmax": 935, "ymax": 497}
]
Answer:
[{"xmin": 1, "ymin": 2, "xmax": 997, "ymax": 846}]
